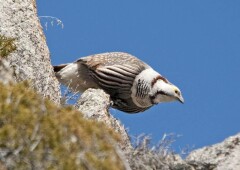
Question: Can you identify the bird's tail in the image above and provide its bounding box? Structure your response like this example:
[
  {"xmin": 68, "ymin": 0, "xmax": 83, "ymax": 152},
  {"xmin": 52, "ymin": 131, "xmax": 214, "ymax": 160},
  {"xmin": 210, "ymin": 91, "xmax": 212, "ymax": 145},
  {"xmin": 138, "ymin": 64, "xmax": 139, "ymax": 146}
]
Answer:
[
  {"xmin": 53, "ymin": 62, "xmax": 99, "ymax": 92},
  {"xmin": 53, "ymin": 64, "xmax": 68, "ymax": 73}
]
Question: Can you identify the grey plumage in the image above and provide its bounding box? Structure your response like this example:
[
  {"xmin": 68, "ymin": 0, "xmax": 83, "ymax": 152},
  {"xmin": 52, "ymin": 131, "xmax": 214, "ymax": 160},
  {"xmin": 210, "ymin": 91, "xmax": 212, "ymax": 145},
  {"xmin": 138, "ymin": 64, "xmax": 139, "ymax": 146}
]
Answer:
[{"xmin": 54, "ymin": 52, "xmax": 184, "ymax": 113}]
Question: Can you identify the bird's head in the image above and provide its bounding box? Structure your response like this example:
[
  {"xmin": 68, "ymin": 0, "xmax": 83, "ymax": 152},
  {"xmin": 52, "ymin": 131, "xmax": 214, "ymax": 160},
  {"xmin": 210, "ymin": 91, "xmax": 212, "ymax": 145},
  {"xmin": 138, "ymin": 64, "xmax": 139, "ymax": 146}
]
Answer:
[{"xmin": 150, "ymin": 78, "xmax": 184, "ymax": 104}]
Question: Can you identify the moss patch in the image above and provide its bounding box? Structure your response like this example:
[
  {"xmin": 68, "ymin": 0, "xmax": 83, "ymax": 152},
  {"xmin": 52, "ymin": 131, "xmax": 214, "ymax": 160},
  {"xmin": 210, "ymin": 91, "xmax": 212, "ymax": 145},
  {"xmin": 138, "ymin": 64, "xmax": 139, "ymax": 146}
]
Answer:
[{"xmin": 0, "ymin": 82, "xmax": 124, "ymax": 170}]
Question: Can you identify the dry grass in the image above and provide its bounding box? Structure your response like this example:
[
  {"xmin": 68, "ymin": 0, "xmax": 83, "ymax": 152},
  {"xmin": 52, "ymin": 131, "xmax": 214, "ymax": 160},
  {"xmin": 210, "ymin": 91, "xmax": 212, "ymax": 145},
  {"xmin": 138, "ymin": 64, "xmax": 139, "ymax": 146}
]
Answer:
[
  {"xmin": 39, "ymin": 16, "xmax": 64, "ymax": 30},
  {"xmin": 126, "ymin": 134, "xmax": 191, "ymax": 170}
]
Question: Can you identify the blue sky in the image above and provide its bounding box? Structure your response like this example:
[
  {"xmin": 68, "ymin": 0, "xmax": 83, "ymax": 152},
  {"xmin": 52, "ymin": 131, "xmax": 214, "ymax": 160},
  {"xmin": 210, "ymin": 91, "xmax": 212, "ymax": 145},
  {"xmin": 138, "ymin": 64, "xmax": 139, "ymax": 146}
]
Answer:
[{"xmin": 37, "ymin": 0, "xmax": 240, "ymax": 153}]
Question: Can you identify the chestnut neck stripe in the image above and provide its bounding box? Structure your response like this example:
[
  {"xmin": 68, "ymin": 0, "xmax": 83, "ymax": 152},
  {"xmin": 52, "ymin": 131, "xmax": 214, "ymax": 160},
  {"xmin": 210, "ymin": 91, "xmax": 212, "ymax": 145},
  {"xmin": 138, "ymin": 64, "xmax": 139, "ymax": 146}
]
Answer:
[{"xmin": 151, "ymin": 75, "xmax": 168, "ymax": 87}]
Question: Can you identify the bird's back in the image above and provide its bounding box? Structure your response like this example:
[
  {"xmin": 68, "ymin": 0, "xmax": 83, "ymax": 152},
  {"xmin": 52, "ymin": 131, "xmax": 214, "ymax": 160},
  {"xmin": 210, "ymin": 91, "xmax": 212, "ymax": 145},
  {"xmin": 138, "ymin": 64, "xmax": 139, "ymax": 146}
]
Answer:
[{"xmin": 78, "ymin": 52, "xmax": 149, "ymax": 68}]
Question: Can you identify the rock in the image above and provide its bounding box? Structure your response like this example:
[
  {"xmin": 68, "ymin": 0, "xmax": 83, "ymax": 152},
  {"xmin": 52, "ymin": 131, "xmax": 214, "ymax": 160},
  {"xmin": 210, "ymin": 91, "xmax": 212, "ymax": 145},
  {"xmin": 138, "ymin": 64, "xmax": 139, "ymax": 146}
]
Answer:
[
  {"xmin": 186, "ymin": 133, "xmax": 240, "ymax": 170},
  {"xmin": 0, "ymin": 0, "xmax": 60, "ymax": 104},
  {"xmin": 0, "ymin": 59, "xmax": 13, "ymax": 84},
  {"xmin": 75, "ymin": 88, "xmax": 132, "ymax": 152}
]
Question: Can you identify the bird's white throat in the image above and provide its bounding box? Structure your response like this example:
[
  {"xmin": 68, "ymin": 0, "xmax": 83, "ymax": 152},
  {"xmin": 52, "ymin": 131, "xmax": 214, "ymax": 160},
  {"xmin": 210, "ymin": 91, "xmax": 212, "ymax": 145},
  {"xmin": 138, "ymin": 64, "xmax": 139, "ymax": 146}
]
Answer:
[{"xmin": 131, "ymin": 68, "xmax": 160, "ymax": 108}]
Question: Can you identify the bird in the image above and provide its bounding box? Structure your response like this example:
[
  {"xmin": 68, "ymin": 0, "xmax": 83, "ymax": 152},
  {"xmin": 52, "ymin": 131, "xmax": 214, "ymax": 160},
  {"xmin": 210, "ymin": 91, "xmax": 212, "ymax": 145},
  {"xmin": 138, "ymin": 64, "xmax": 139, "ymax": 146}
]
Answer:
[{"xmin": 53, "ymin": 52, "xmax": 184, "ymax": 113}]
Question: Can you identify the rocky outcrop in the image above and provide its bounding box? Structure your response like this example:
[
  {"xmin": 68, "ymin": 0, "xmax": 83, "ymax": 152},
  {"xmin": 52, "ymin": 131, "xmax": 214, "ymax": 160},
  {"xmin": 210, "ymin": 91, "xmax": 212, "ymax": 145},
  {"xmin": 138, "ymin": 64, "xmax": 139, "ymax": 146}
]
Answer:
[
  {"xmin": 0, "ymin": 83, "xmax": 130, "ymax": 170},
  {"xmin": 75, "ymin": 88, "xmax": 132, "ymax": 152},
  {"xmin": 125, "ymin": 133, "xmax": 240, "ymax": 170},
  {"xmin": 0, "ymin": 0, "xmax": 60, "ymax": 103},
  {"xmin": 186, "ymin": 133, "xmax": 240, "ymax": 170}
]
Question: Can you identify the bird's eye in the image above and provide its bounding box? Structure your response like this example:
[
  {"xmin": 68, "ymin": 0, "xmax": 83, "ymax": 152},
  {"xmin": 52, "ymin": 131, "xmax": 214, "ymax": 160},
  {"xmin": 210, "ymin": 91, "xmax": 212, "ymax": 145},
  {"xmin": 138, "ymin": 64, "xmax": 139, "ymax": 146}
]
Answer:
[{"xmin": 175, "ymin": 90, "xmax": 179, "ymax": 95}]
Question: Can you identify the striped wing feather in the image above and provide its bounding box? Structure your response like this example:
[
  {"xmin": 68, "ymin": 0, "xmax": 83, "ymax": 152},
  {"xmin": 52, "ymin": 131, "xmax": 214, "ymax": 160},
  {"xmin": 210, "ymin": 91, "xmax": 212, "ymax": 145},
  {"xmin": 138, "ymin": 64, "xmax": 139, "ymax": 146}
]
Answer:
[{"xmin": 77, "ymin": 52, "xmax": 150, "ymax": 113}]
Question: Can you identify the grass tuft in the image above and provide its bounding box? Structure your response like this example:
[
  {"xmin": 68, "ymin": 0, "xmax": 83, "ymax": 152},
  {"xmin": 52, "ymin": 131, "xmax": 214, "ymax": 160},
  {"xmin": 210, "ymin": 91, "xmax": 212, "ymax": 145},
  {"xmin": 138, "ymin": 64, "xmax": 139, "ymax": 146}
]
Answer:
[
  {"xmin": 0, "ymin": 82, "xmax": 125, "ymax": 170},
  {"xmin": 0, "ymin": 35, "xmax": 16, "ymax": 58}
]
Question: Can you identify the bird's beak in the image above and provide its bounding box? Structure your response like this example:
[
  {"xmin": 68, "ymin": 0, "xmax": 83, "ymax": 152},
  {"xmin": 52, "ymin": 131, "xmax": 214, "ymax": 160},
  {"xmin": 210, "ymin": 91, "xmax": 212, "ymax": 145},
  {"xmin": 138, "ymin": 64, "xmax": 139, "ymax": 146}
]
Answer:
[{"xmin": 177, "ymin": 96, "xmax": 184, "ymax": 104}]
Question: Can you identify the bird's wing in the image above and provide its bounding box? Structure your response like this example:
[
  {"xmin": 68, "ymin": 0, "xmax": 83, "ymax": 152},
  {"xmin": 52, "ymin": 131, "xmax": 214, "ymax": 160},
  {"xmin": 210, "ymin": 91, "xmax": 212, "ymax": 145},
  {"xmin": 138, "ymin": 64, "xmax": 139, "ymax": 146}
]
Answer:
[{"xmin": 76, "ymin": 52, "xmax": 149, "ymax": 99}]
